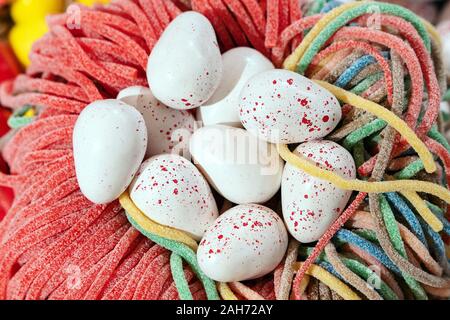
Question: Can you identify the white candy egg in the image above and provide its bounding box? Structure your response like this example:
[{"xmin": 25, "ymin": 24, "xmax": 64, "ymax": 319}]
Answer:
[
  {"xmin": 440, "ymin": 33, "xmax": 450, "ymax": 76},
  {"xmin": 197, "ymin": 204, "xmax": 288, "ymax": 282},
  {"xmin": 197, "ymin": 47, "xmax": 274, "ymax": 127},
  {"xmin": 239, "ymin": 69, "xmax": 341, "ymax": 144},
  {"xmin": 190, "ymin": 125, "xmax": 283, "ymax": 204},
  {"xmin": 73, "ymin": 99, "xmax": 147, "ymax": 204},
  {"xmin": 129, "ymin": 154, "xmax": 218, "ymax": 240},
  {"xmin": 282, "ymin": 140, "xmax": 356, "ymax": 243},
  {"xmin": 117, "ymin": 86, "xmax": 196, "ymax": 158},
  {"xmin": 147, "ymin": 11, "xmax": 222, "ymax": 110}
]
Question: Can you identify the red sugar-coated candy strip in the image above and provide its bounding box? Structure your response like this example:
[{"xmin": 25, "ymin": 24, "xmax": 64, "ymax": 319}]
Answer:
[
  {"xmin": 241, "ymin": 0, "xmax": 267, "ymax": 36},
  {"xmin": 332, "ymin": 27, "xmax": 424, "ymax": 130},
  {"xmin": 100, "ymin": 238, "xmax": 152, "ymax": 297},
  {"xmin": 224, "ymin": 0, "xmax": 268, "ymax": 55},
  {"xmin": 5, "ymin": 202, "xmax": 110, "ymax": 299},
  {"xmin": 189, "ymin": 280, "xmax": 207, "ymax": 300},
  {"xmin": 143, "ymin": 259, "xmax": 172, "ymax": 300},
  {"xmin": 77, "ymin": 7, "xmax": 143, "ymax": 37},
  {"xmin": 160, "ymin": 268, "xmax": 195, "ymax": 300},
  {"xmin": 138, "ymin": 0, "xmax": 164, "ymax": 37},
  {"xmin": 289, "ymin": 0, "xmax": 302, "ymax": 28},
  {"xmin": 83, "ymin": 227, "xmax": 140, "ymax": 299},
  {"xmin": 425, "ymin": 137, "xmax": 450, "ymax": 187},
  {"xmin": 292, "ymin": 192, "xmax": 367, "ymax": 300},
  {"xmin": 159, "ymin": 268, "xmax": 178, "ymax": 300},
  {"xmin": 209, "ymin": 0, "xmax": 249, "ymax": 47},
  {"xmin": 279, "ymin": 0, "xmax": 289, "ymax": 34},
  {"xmin": 19, "ymin": 127, "xmax": 73, "ymax": 158},
  {"xmin": 77, "ymin": 38, "xmax": 142, "ymax": 67},
  {"xmin": 38, "ymin": 109, "xmax": 75, "ymax": 121},
  {"xmin": 119, "ymin": 245, "xmax": 167, "ymax": 300},
  {"xmin": 50, "ymin": 252, "xmax": 109, "ymax": 300},
  {"xmin": 52, "ymin": 26, "xmax": 139, "ymax": 92},
  {"xmin": 1, "ymin": 91, "xmax": 85, "ymax": 114},
  {"xmin": 16, "ymin": 154, "xmax": 74, "ymax": 192},
  {"xmin": 27, "ymin": 53, "xmax": 103, "ymax": 101},
  {"xmin": 265, "ymin": 0, "xmax": 279, "ymax": 48},
  {"xmin": 41, "ymin": 207, "xmax": 126, "ymax": 298},
  {"xmin": 261, "ymin": 279, "xmax": 275, "ymax": 299},
  {"xmin": 1, "ymin": 177, "xmax": 78, "ymax": 241},
  {"xmin": 97, "ymin": 234, "xmax": 142, "ymax": 298},
  {"xmin": 0, "ymin": 195, "xmax": 88, "ymax": 281},
  {"xmin": 118, "ymin": 0, "xmax": 157, "ymax": 51},
  {"xmin": 151, "ymin": 0, "xmax": 171, "ymax": 28},
  {"xmin": 289, "ymin": 0, "xmax": 302, "ymax": 50},
  {"xmin": 0, "ymin": 212, "xmax": 81, "ymax": 299},
  {"xmin": 25, "ymin": 208, "xmax": 121, "ymax": 300},
  {"xmin": 34, "ymin": 211, "xmax": 127, "ymax": 299},
  {"xmin": 17, "ymin": 232, "xmax": 65, "ymax": 266},
  {"xmin": 10, "ymin": 119, "xmax": 76, "ymax": 160},
  {"xmin": 49, "ymin": 220, "xmax": 129, "ymax": 300},
  {"xmin": 0, "ymin": 171, "xmax": 24, "ymax": 191},
  {"xmin": 184, "ymin": 280, "xmax": 202, "ymax": 300},
  {"xmin": 81, "ymin": 19, "xmax": 149, "ymax": 71},
  {"xmin": 133, "ymin": 251, "xmax": 170, "ymax": 299},
  {"xmin": 16, "ymin": 155, "xmax": 74, "ymax": 200},
  {"xmin": 191, "ymin": 0, "xmax": 234, "ymax": 50},
  {"xmin": 13, "ymin": 75, "xmax": 89, "ymax": 103},
  {"xmin": 19, "ymin": 150, "xmax": 71, "ymax": 172},
  {"xmin": 272, "ymin": 15, "xmax": 321, "ymax": 66},
  {"xmin": 101, "ymin": 275, "xmax": 130, "ymax": 300},
  {"xmin": 259, "ymin": 0, "xmax": 267, "ymax": 13},
  {"xmin": 307, "ymin": 40, "xmax": 393, "ymax": 106},
  {"xmin": 164, "ymin": 0, "xmax": 183, "ymax": 19},
  {"xmin": 1, "ymin": 195, "xmax": 88, "ymax": 263},
  {"xmin": 99, "ymin": 61, "xmax": 139, "ymax": 81}
]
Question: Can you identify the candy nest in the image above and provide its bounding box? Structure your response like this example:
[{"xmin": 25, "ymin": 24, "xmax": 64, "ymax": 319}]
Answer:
[{"xmin": 0, "ymin": 0, "xmax": 449, "ymax": 300}]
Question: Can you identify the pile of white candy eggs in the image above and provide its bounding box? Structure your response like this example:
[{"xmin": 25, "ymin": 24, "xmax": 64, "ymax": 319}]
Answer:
[{"xmin": 73, "ymin": 11, "xmax": 356, "ymax": 283}]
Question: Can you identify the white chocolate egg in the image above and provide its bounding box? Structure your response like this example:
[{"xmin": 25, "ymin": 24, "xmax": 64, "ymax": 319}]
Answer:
[
  {"xmin": 189, "ymin": 125, "xmax": 283, "ymax": 204},
  {"xmin": 147, "ymin": 11, "xmax": 222, "ymax": 110},
  {"xmin": 197, "ymin": 204, "xmax": 288, "ymax": 282},
  {"xmin": 282, "ymin": 140, "xmax": 356, "ymax": 243},
  {"xmin": 129, "ymin": 154, "xmax": 218, "ymax": 240},
  {"xmin": 438, "ymin": 21, "xmax": 450, "ymax": 74},
  {"xmin": 239, "ymin": 69, "xmax": 341, "ymax": 144},
  {"xmin": 117, "ymin": 86, "xmax": 196, "ymax": 158},
  {"xmin": 73, "ymin": 99, "xmax": 147, "ymax": 204},
  {"xmin": 197, "ymin": 47, "xmax": 274, "ymax": 127}
]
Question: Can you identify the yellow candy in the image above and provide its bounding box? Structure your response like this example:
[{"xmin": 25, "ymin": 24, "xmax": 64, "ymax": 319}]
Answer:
[
  {"xmin": 9, "ymin": 20, "xmax": 48, "ymax": 67},
  {"xmin": 23, "ymin": 109, "xmax": 36, "ymax": 118},
  {"xmin": 76, "ymin": 0, "xmax": 110, "ymax": 6},
  {"xmin": 11, "ymin": 0, "xmax": 64, "ymax": 24}
]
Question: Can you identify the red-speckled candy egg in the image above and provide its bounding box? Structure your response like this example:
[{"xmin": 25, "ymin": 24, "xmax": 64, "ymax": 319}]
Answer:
[
  {"xmin": 129, "ymin": 154, "xmax": 219, "ymax": 240},
  {"xmin": 282, "ymin": 140, "xmax": 356, "ymax": 243},
  {"xmin": 147, "ymin": 11, "xmax": 222, "ymax": 110},
  {"xmin": 239, "ymin": 69, "xmax": 341, "ymax": 144},
  {"xmin": 73, "ymin": 99, "xmax": 147, "ymax": 204},
  {"xmin": 118, "ymin": 86, "xmax": 196, "ymax": 158},
  {"xmin": 197, "ymin": 204, "xmax": 288, "ymax": 282}
]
